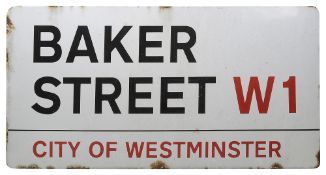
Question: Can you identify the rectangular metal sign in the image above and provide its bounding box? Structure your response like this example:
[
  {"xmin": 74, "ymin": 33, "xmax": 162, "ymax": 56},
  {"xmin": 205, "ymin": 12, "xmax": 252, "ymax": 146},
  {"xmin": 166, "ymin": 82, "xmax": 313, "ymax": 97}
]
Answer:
[{"xmin": 7, "ymin": 7, "xmax": 319, "ymax": 169}]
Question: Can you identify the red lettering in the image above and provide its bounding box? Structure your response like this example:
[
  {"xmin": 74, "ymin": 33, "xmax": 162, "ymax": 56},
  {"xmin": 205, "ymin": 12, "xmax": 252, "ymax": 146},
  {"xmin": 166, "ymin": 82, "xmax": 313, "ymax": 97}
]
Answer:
[
  {"xmin": 125, "ymin": 142, "xmax": 144, "ymax": 158},
  {"xmin": 269, "ymin": 141, "xmax": 281, "ymax": 157},
  {"xmin": 241, "ymin": 141, "xmax": 254, "ymax": 158},
  {"xmin": 228, "ymin": 141, "xmax": 240, "ymax": 158},
  {"xmin": 173, "ymin": 142, "xmax": 185, "ymax": 158},
  {"xmin": 205, "ymin": 142, "xmax": 209, "ymax": 158},
  {"xmin": 212, "ymin": 142, "xmax": 225, "ymax": 158},
  {"xmin": 68, "ymin": 141, "xmax": 80, "ymax": 158},
  {"xmin": 283, "ymin": 76, "xmax": 296, "ymax": 113},
  {"xmin": 187, "ymin": 142, "xmax": 202, "ymax": 158},
  {"xmin": 160, "ymin": 141, "xmax": 172, "ymax": 158},
  {"xmin": 89, "ymin": 141, "xmax": 104, "ymax": 158},
  {"xmin": 54, "ymin": 141, "xmax": 66, "ymax": 158},
  {"xmin": 106, "ymin": 142, "xmax": 117, "ymax": 158},
  {"xmin": 49, "ymin": 141, "xmax": 53, "ymax": 157},
  {"xmin": 233, "ymin": 76, "xmax": 275, "ymax": 114},
  {"xmin": 255, "ymin": 141, "xmax": 266, "ymax": 158},
  {"xmin": 146, "ymin": 142, "xmax": 157, "ymax": 158},
  {"xmin": 33, "ymin": 140, "xmax": 46, "ymax": 158}
]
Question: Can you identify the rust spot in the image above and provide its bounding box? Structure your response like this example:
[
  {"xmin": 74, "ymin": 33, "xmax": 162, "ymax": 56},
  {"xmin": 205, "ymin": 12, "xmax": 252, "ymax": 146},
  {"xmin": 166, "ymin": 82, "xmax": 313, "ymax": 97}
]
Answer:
[
  {"xmin": 150, "ymin": 160, "xmax": 169, "ymax": 169},
  {"xmin": 48, "ymin": 6, "xmax": 62, "ymax": 12},
  {"xmin": 17, "ymin": 164, "xmax": 41, "ymax": 169},
  {"xmin": 6, "ymin": 122, "xmax": 8, "ymax": 144},
  {"xmin": 48, "ymin": 6, "xmax": 59, "ymax": 9},
  {"xmin": 315, "ymin": 150, "xmax": 320, "ymax": 168},
  {"xmin": 159, "ymin": 6, "xmax": 172, "ymax": 11},
  {"xmin": 307, "ymin": 6, "xmax": 317, "ymax": 9},
  {"xmin": 6, "ymin": 16, "xmax": 14, "ymax": 34},
  {"xmin": 46, "ymin": 165, "xmax": 55, "ymax": 169},
  {"xmin": 66, "ymin": 165, "xmax": 89, "ymax": 169},
  {"xmin": 271, "ymin": 162, "xmax": 283, "ymax": 169},
  {"xmin": 6, "ymin": 48, "xmax": 10, "ymax": 71},
  {"xmin": 6, "ymin": 50, "xmax": 8, "ymax": 64}
]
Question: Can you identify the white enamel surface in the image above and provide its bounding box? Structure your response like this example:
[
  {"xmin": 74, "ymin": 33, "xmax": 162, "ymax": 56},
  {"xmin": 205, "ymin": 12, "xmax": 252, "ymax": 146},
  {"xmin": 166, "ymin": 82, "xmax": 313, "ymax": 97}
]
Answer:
[{"xmin": 6, "ymin": 7, "xmax": 319, "ymax": 168}]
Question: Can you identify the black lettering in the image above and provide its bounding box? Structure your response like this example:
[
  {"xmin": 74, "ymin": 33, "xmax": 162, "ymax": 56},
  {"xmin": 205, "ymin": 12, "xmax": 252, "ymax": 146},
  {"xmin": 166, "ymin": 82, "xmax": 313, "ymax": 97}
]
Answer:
[
  {"xmin": 189, "ymin": 77, "xmax": 216, "ymax": 113},
  {"xmin": 129, "ymin": 77, "xmax": 153, "ymax": 114},
  {"xmin": 170, "ymin": 26, "xmax": 196, "ymax": 63},
  {"xmin": 160, "ymin": 77, "xmax": 185, "ymax": 114},
  {"xmin": 139, "ymin": 26, "xmax": 163, "ymax": 62},
  {"xmin": 33, "ymin": 25, "xmax": 61, "ymax": 63},
  {"xmin": 63, "ymin": 77, "xmax": 91, "ymax": 114},
  {"xmin": 104, "ymin": 26, "xmax": 133, "ymax": 63},
  {"xmin": 67, "ymin": 26, "xmax": 98, "ymax": 63},
  {"xmin": 32, "ymin": 76, "xmax": 61, "ymax": 114},
  {"xmin": 95, "ymin": 78, "xmax": 121, "ymax": 114}
]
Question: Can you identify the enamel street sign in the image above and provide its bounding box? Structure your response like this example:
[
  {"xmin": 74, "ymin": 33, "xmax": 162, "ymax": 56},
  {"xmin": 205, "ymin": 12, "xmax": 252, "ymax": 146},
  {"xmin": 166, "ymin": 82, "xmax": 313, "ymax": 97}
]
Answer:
[{"xmin": 6, "ymin": 7, "xmax": 319, "ymax": 169}]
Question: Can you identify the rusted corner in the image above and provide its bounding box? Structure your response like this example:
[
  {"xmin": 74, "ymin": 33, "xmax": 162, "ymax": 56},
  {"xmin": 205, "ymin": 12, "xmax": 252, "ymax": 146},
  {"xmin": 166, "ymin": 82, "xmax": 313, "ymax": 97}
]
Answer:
[
  {"xmin": 270, "ymin": 162, "xmax": 283, "ymax": 169},
  {"xmin": 6, "ymin": 16, "xmax": 14, "ymax": 34},
  {"xmin": 159, "ymin": 6, "xmax": 172, "ymax": 11},
  {"xmin": 17, "ymin": 164, "xmax": 41, "ymax": 169},
  {"xmin": 66, "ymin": 165, "xmax": 90, "ymax": 169},
  {"xmin": 306, "ymin": 6, "xmax": 319, "ymax": 13},
  {"xmin": 150, "ymin": 160, "xmax": 169, "ymax": 169},
  {"xmin": 315, "ymin": 150, "xmax": 320, "ymax": 168},
  {"xmin": 46, "ymin": 165, "xmax": 55, "ymax": 169}
]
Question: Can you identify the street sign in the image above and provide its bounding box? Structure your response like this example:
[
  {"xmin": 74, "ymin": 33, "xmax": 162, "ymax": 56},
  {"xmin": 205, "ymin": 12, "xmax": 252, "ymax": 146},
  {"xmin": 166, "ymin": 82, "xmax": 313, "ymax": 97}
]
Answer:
[{"xmin": 6, "ymin": 6, "xmax": 319, "ymax": 169}]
